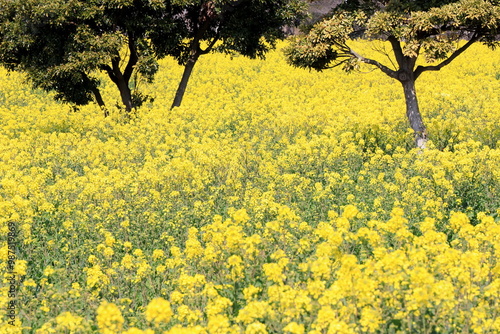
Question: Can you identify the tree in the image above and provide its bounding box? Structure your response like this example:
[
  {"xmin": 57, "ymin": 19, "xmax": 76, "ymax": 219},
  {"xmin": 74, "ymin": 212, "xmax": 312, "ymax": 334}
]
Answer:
[
  {"xmin": 153, "ymin": 0, "xmax": 308, "ymax": 109},
  {"xmin": 285, "ymin": 0, "xmax": 500, "ymax": 148},
  {"xmin": 0, "ymin": 0, "xmax": 181, "ymax": 114}
]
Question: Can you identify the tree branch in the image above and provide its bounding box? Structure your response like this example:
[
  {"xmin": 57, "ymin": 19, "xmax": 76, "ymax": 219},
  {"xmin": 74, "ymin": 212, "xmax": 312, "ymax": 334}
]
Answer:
[
  {"xmin": 189, "ymin": 2, "xmax": 217, "ymax": 57},
  {"xmin": 327, "ymin": 58, "xmax": 351, "ymax": 69},
  {"xmin": 200, "ymin": 34, "xmax": 219, "ymax": 54},
  {"xmin": 372, "ymin": 42, "xmax": 398, "ymax": 71},
  {"xmin": 414, "ymin": 35, "xmax": 479, "ymax": 79},
  {"xmin": 123, "ymin": 34, "xmax": 138, "ymax": 82},
  {"xmin": 194, "ymin": 0, "xmax": 244, "ymax": 56},
  {"xmin": 388, "ymin": 35, "xmax": 405, "ymax": 68},
  {"xmin": 100, "ymin": 64, "xmax": 118, "ymax": 85},
  {"xmin": 350, "ymin": 49, "xmax": 398, "ymax": 79},
  {"xmin": 111, "ymin": 57, "xmax": 123, "ymax": 80}
]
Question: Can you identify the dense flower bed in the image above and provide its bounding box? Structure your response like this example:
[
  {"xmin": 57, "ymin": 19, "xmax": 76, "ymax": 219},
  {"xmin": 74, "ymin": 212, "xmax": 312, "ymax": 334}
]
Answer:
[{"xmin": 1, "ymin": 41, "xmax": 500, "ymax": 333}]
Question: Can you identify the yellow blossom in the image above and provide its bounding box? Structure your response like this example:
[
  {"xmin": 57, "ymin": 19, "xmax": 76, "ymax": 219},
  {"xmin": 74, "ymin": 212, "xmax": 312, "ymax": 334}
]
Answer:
[
  {"xmin": 342, "ymin": 205, "xmax": 359, "ymax": 219},
  {"xmin": 283, "ymin": 322, "xmax": 304, "ymax": 334},
  {"xmin": 55, "ymin": 312, "xmax": 84, "ymax": 332},
  {"xmin": 152, "ymin": 249, "xmax": 165, "ymax": 260},
  {"xmin": 145, "ymin": 297, "xmax": 173, "ymax": 324},
  {"xmin": 245, "ymin": 322, "xmax": 268, "ymax": 334},
  {"xmin": 96, "ymin": 301, "xmax": 124, "ymax": 334}
]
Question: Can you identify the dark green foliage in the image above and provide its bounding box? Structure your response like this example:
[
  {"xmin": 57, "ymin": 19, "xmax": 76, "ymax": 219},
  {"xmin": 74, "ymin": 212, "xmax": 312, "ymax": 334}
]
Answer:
[
  {"xmin": 0, "ymin": 0, "xmax": 309, "ymax": 111},
  {"xmin": 0, "ymin": 0, "xmax": 181, "ymax": 112},
  {"xmin": 164, "ymin": 0, "xmax": 309, "ymax": 108}
]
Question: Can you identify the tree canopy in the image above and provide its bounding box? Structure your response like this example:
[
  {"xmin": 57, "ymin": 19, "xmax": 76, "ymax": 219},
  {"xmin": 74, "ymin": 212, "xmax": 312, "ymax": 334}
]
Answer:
[
  {"xmin": 158, "ymin": 0, "xmax": 308, "ymax": 109},
  {"xmin": 0, "ymin": 0, "xmax": 181, "ymax": 113},
  {"xmin": 0, "ymin": 0, "xmax": 308, "ymax": 113},
  {"xmin": 285, "ymin": 0, "xmax": 500, "ymax": 148}
]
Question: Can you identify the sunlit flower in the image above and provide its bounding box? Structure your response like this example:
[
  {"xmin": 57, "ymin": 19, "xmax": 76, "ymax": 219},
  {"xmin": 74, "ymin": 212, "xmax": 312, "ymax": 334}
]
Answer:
[
  {"xmin": 96, "ymin": 301, "xmax": 124, "ymax": 334},
  {"xmin": 145, "ymin": 297, "xmax": 173, "ymax": 324},
  {"xmin": 55, "ymin": 312, "xmax": 84, "ymax": 332}
]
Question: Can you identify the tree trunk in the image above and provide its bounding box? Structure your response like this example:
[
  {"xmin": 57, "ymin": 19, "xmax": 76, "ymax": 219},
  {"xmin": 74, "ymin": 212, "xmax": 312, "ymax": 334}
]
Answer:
[
  {"xmin": 101, "ymin": 69, "xmax": 134, "ymax": 113},
  {"xmin": 115, "ymin": 78, "xmax": 133, "ymax": 113},
  {"xmin": 90, "ymin": 86, "xmax": 108, "ymax": 117},
  {"xmin": 102, "ymin": 50, "xmax": 136, "ymax": 113},
  {"xmin": 401, "ymin": 78, "xmax": 427, "ymax": 149},
  {"xmin": 171, "ymin": 54, "xmax": 199, "ymax": 109}
]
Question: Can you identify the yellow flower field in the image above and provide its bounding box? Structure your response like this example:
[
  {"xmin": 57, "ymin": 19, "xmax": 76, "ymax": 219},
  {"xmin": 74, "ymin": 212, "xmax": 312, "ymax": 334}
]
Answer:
[{"xmin": 1, "ymin": 41, "xmax": 500, "ymax": 333}]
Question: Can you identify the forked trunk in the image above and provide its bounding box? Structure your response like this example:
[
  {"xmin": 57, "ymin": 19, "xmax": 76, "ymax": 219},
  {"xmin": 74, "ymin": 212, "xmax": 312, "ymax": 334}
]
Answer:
[
  {"xmin": 101, "ymin": 68, "xmax": 134, "ymax": 113},
  {"xmin": 102, "ymin": 42, "xmax": 137, "ymax": 114},
  {"xmin": 401, "ymin": 79, "xmax": 427, "ymax": 149},
  {"xmin": 171, "ymin": 54, "xmax": 199, "ymax": 109},
  {"xmin": 170, "ymin": 3, "xmax": 220, "ymax": 109}
]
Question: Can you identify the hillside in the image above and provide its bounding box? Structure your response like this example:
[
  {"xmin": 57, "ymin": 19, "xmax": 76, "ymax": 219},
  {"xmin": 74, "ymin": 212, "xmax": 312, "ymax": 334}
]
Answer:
[{"xmin": 1, "ymin": 41, "xmax": 500, "ymax": 333}]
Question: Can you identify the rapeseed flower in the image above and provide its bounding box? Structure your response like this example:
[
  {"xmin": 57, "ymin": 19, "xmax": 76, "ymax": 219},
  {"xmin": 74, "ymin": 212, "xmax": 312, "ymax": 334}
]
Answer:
[
  {"xmin": 244, "ymin": 322, "xmax": 268, "ymax": 334},
  {"xmin": 283, "ymin": 322, "xmax": 304, "ymax": 334},
  {"xmin": 96, "ymin": 301, "xmax": 124, "ymax": 334},
  {"xmin": 144, "ymin": 297, "xmax": 172, "ymax": 324},
  {"xmin": 54, "ymin": 312, "xmax": 84, "ymax": 332},
  {"xmin": 1, "ymin": 40, "xmax": 500, "ymax": 333}
]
